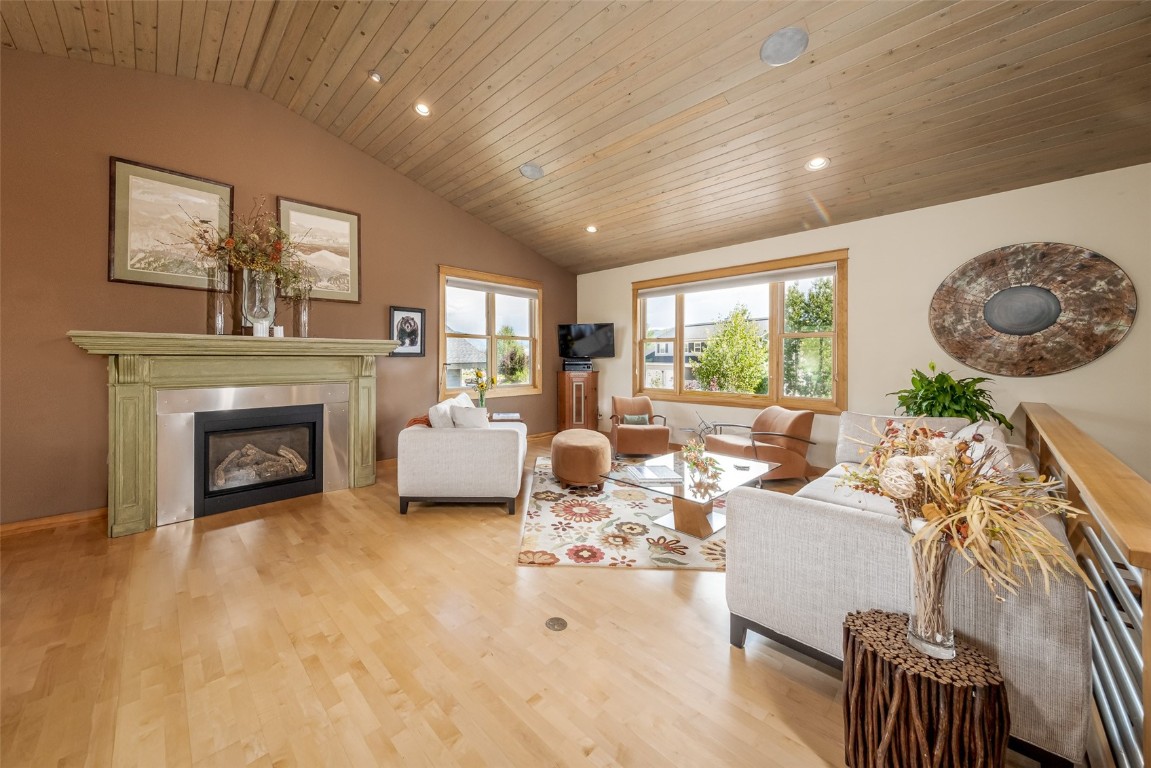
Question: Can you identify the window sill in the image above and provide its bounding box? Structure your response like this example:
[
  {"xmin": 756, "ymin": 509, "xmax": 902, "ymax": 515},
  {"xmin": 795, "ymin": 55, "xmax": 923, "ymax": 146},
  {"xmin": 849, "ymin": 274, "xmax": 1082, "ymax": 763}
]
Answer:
[
  {"xmin": 639, "ymin": 389, "xmax": 844, "ymax": 416},
  {"xmin": 440, "ymin": 385, "xmax": 542, "ymax": 401}
]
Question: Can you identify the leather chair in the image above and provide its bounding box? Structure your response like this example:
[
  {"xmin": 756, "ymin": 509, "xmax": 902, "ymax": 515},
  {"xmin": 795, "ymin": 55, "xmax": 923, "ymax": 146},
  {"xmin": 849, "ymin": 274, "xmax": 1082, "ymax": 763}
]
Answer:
[
  {"xmin": 610, "ymin": 395, "xmax": 671, "ymax": 457},
  {"xmin": 704, "ymin": 405, "xmax": 816, "ymax": 481}
]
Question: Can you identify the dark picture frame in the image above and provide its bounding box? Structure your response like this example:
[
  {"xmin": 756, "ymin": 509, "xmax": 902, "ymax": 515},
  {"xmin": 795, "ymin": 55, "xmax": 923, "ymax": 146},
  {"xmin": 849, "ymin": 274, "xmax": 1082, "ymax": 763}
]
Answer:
[
  {"xmin": 390, "ymin": 306, "xmax": 426, "ymax": 356},
  {"xmin": 108, "ymin": 157, "xmax": 233, "ymax": 291},
  {"xmin": 278, "ymin": 197, "xmax": 361, "ymax": 303}
]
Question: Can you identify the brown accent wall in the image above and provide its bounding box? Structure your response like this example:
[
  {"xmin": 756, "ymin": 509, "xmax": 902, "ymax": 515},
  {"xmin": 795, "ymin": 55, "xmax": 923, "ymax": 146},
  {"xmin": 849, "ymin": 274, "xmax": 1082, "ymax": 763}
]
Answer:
[{"xmin": 0, "ymin": 50, "xmax": 576, "ymax": 524}]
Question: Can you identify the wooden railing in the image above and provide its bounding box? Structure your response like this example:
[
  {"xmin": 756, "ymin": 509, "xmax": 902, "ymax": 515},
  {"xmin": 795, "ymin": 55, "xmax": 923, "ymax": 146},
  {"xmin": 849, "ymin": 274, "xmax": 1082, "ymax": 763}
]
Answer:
[{"xmin": 1022, "ymin": 403, "xmax": 1151, "ymax": 767}]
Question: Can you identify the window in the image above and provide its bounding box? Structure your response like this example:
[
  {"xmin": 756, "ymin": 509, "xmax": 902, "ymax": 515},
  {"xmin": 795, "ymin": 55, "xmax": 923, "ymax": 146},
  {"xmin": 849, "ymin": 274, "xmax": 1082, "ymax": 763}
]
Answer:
[
  {"xmin": 632, "ymin": 250, "xmax": 847, "ymax": 413},
  {"xmin": 439, "ymin": 266, "xmax": 543, "ymax": 400}
]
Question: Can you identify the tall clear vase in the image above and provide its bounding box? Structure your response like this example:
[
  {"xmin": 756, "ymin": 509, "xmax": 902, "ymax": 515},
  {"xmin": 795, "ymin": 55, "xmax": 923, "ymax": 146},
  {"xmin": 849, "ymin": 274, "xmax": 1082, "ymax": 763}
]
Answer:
[
  {"xmin": 242, "ymin": 269, "xmax": 276, "ymax": 337},
  {"xmin": 906, "ymin": 519, "xmax": 955, "ymax": 659},
  {"xmin": 291, "ymin": 286, "xmax": 312, "ymax": 338},
  {"xmin": 205, "ymin": 257, "xmax": 229, "ymax": 335}
]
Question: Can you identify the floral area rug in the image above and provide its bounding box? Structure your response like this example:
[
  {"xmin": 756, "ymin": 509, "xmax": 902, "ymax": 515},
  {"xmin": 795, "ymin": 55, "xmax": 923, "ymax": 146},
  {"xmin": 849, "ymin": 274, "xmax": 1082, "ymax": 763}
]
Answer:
[{"xmin": 516, "ymin": 457, "xmax": 726, "ymax": 570}]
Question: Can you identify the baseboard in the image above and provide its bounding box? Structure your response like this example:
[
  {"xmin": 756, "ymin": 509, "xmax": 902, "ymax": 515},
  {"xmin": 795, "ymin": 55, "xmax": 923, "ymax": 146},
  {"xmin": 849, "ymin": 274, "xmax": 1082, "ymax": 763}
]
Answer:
[{"xmin": 0, "ymin": 507, "xmax": 106, "ymax": 538}]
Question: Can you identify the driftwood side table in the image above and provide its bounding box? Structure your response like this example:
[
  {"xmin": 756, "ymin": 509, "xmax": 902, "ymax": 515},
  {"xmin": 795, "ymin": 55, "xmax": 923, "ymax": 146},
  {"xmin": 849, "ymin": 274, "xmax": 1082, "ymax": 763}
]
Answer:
[{"xmin": 843, "ymin": 609, "xmax": 1010, "ymax": 768}]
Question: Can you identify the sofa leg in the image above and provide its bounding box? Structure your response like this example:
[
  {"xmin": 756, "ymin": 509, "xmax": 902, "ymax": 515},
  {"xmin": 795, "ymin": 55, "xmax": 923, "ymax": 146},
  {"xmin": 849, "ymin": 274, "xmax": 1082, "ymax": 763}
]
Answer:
[
  {"xmin": 730, "ymin": 613, "xmax": 749, "ymax": 649},
  {"xmin": 506, "ymin": 498, "xmax": 516, "ymax": 515},
  {"xmin": 399, "ymin": 498, "xmax": 409, "ymax": 515}
]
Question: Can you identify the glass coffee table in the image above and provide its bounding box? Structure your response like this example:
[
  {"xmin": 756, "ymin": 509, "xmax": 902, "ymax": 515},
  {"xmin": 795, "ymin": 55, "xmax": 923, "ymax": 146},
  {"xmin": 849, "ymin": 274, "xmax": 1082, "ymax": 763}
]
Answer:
[{"xmin": 602, "ymin": 451, "xmax": 778, "ymax": 539}]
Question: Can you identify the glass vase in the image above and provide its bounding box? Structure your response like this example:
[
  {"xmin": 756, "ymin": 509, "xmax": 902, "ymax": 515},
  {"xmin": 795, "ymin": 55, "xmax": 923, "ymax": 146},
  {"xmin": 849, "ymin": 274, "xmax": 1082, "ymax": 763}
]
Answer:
[
  {"xmin": 242, "ymin": 269, "xmax": 276, "ymax": 337},
  {"xmin": 906, "ymin": 519, "xmax": 955, "ymax": 659},
  {"xmin": 291, "ymin": 286, "xmax": 311, "ymax": 338},
  {"xmin": 205, "ymin": 257, "xmax": 229, "ymax": 335},
  {"xmin": 478, "ymin": 390, "xmax": 486, "ymax": 407}
]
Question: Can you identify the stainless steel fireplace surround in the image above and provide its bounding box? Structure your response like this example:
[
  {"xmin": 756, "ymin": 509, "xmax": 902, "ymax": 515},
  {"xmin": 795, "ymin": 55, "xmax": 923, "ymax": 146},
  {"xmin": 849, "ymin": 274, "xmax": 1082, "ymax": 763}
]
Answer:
[{"xmin": 157, "ymin": 384, "xmax": 349, "ymax": 525}]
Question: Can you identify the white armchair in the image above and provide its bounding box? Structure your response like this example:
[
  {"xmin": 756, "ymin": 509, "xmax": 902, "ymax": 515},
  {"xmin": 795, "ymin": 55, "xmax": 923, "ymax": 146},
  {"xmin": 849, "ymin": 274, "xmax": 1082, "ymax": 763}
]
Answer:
[{"xmin": 397, "ymin": 422, "xmax": 528, "ymax": 515}]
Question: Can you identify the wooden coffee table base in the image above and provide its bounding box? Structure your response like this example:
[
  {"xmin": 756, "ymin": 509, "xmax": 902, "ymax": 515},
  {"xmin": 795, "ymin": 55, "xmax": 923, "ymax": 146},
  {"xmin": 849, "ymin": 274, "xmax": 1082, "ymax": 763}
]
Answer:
[{"xmin": 654, "ymin": 497, "xmax": 726, "ymax": 539}]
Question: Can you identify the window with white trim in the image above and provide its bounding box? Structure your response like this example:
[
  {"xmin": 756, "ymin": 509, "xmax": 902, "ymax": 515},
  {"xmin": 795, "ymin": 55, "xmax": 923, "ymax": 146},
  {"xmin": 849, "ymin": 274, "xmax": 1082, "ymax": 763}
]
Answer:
[
  {"xmin": 633, "ymin": 251, "xmax": 847, "ymax": 413},
  {"xmin": 439, "ymin": 266, "xmax": 543, "ymax": 400}
]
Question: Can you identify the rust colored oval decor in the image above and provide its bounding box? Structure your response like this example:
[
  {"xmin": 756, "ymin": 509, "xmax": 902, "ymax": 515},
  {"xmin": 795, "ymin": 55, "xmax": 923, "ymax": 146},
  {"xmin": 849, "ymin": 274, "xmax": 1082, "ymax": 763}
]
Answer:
[{"xmin": 929, "ymin": 243, "xmax": 1137, "ymax": 377}]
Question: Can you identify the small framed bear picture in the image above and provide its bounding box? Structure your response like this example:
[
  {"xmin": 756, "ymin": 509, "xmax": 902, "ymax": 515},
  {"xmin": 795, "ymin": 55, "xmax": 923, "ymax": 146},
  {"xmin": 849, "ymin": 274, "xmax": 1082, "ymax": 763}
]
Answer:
[{"xmin": 389, "ymin": 306, "xmax": 425, "ymax": 357}]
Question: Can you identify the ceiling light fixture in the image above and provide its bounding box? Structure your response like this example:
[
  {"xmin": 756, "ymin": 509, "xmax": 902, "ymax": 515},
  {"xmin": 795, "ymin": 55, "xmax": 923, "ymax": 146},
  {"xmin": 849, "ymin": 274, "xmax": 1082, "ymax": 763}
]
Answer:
[
  {"xmin": 368, "ymin": 70, "xmax": 382, "ymax": 83},
  {"xmin": 805, "ymin": 156, "xmax": 830, "ymax": 171},
  {"xmin": 414, "ymin": 102, "xmax": 431, "ymax": 117},
  {"xmin": 519, "ymin": 163, "xmax": 545, "ymax": 180},
  {"xmin": 586, "ymin": 225, "xmax": 598, "ymax": 233},
  {"xmin": 760, "ymin": 27, "xmax": 809, "ymax": 66}
]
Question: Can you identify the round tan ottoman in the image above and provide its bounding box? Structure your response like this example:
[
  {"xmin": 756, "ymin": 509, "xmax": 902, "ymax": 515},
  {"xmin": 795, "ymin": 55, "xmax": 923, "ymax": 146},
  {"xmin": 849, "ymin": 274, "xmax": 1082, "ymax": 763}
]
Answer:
[{"xmin": 551, "ymin": 429, "xmax": 612, "ymax": 490}]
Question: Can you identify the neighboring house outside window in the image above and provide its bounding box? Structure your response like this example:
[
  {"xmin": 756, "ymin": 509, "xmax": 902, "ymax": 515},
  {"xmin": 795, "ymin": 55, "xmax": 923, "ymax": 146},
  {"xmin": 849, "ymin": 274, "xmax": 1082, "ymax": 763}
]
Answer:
[
  {"xmin": 439, "ymin": 266, "xmax": 543, "ymax": 400},
  {"xmin": 632, "ymin": 250, "xmax": 847, "ymax": 414}
]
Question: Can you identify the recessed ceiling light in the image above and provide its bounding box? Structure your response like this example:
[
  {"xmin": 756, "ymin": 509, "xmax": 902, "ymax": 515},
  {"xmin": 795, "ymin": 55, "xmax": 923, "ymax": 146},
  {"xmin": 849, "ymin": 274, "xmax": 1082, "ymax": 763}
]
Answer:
[
  {"xmin": 805, "ymin": 156, "xmax": 830, "ymax": 171},
  {"xmin": 368, "ymin": 71, "xmax": 382, "ymax": 83},
  {"xmin": 519, "ymin": 163, "xmax": 545, "ymax": 180},
  {"xmin": 760, "ymin": 27, "xmax": 809, "ymax": 66},
  {"xmin": 586, "ymin": 225, "xmax": 598, "ymax": 233},
  {"xmin": 414, "ymin": 102, "xmax": 431, "ymax": 117}
]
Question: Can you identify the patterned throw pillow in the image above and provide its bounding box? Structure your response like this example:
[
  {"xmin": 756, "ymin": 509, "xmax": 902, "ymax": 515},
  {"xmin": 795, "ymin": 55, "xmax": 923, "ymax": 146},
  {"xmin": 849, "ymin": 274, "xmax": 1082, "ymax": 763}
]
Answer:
[{"xmin": 622, "ymin": 414, "xmax": 650, "ymax": 425}]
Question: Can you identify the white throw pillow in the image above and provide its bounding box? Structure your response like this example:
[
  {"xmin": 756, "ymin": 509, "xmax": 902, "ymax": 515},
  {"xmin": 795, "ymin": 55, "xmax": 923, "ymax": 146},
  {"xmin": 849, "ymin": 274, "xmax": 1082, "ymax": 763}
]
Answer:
[
  {"xmin": 950, "ymin": 421, "xmax": 1012, "ymax": 471},
  {"xmin": 951, "ymin": 420, "xmax": 1008, "ymax": 445},
  {"xmin": 451, "ymin": 406, "xmax": 489, "ymax": 429},
  {"xmin": 429, "ymin": 392, "xmax": 477, "ymax": 428},
  {"xmin": 428, "ymin": 399, "xmax": 455, "ymax": 429}
]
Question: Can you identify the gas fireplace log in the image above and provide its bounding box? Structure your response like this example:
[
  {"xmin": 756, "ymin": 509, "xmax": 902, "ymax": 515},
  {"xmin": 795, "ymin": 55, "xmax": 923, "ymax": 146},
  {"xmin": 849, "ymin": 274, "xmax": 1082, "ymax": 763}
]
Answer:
[{"xmin": 278, "ymin": 446, "xmax": 307, "ymax": 472}]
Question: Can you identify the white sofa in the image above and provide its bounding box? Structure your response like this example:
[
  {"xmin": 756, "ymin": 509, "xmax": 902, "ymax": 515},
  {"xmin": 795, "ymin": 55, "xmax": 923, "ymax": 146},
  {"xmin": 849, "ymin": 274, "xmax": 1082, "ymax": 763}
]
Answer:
[
  {"xmin": 397, "ymin": 421, "xmax": 528, "ymax": 515},
  {"xmin": 725, "ymin": 412, "xmax": 1090, "ymax": 765}
]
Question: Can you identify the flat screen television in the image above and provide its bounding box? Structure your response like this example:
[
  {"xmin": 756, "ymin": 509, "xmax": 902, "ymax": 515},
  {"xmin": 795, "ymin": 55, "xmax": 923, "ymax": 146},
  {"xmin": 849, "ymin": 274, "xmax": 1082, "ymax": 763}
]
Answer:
[{"xmin": 558, "ymin": 323, "xmax": 615, "ymax": 359}]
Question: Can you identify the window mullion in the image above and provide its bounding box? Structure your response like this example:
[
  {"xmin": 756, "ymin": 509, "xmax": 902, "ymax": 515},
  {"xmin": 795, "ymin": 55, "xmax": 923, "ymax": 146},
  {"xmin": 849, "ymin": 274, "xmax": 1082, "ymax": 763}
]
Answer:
[
  {"xmin": 486, "ymin": 292, "xmax": 495, "ymax": 384},
  {"xmin": 675, "ymin": 293, "xmax": 684, "ymax": 396},
  {"xmin": 770, "ymin": 281, "xmax": 783, "ymax": 402}
]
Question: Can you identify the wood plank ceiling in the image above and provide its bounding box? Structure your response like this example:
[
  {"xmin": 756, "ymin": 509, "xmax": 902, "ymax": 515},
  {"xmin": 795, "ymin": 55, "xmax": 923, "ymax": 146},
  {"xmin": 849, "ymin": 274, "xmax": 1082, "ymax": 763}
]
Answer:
[{"xmin": 3, "ymin": 1, "xmax": 1150, "ymax": 274}]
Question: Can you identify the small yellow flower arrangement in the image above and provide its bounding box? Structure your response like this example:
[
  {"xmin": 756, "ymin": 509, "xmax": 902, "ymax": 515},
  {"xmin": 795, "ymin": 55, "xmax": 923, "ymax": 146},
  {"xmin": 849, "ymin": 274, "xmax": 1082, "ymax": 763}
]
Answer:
[{"xmin": 470, "ymin": 368, "xmax": 496, "ymax": 406}]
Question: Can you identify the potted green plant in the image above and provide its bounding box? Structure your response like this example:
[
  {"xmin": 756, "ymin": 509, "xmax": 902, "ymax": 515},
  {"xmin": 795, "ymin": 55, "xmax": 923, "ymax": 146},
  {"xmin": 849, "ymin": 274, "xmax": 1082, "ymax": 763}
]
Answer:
[{"xmin": 888, "ymin": 363, "xmax": 1013, "ymax": 430}]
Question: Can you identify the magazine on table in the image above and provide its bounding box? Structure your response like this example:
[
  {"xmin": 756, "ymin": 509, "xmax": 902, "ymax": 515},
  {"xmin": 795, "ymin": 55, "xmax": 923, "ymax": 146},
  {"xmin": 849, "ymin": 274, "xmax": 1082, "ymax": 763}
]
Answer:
[{"xmin": 626, "ymin": 465, "xmax": 681, "ymax": 483}]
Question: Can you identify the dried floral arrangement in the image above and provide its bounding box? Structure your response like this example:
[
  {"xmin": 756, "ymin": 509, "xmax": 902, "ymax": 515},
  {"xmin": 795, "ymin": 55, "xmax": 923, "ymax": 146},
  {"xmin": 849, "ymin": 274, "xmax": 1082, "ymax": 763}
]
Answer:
[
  {"xmin": 183, "ymin": 198, "xmax": 314, "ymax": 298},
  {"xmin": 841, "ymin": 419, "xmax": 1086, "ymax": 599}
]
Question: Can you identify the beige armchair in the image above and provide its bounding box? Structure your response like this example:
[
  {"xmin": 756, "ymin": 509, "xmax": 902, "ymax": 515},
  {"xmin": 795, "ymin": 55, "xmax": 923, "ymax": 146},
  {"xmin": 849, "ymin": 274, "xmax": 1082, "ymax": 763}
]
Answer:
[
  {"xmin": 704, "ymin": 405, "xmax": 816, "ymax": 481},
  {"xmin": 609, "ymin": 395, "xmax": 671, "ymax": 457}
]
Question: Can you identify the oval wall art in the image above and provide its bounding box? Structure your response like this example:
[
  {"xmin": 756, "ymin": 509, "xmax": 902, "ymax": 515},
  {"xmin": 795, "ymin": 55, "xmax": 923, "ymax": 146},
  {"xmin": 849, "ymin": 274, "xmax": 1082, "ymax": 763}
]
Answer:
[{"xmin": 929, "ymin": 242, "xmax": 1137, "ymax": 377}]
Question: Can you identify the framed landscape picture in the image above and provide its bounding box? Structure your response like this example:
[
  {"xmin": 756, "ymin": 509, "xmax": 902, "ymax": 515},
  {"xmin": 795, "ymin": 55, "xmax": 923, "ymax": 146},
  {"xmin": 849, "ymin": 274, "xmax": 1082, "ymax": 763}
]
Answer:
[
  {"xmin": 278, "ymin": 198, "xmax": 360, "ymax": 302},
  {"xmin": 390, "ymin": 306, "xmax": 425, "ymax": 356},
  {"xmin": 108, "ymin": 157, "xmax": 233, "ymax": 290}
]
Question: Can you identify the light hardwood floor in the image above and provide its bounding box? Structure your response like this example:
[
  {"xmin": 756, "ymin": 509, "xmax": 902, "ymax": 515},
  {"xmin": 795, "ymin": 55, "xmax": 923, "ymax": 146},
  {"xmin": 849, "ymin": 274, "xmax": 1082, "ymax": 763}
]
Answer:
[{"xmin": 0, "ymin": 438, "xmax": 852, "ymax": 766}]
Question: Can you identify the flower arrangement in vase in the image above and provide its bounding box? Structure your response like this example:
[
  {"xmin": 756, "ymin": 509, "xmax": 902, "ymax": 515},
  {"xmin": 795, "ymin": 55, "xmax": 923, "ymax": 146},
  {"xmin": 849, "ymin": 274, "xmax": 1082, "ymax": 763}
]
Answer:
[
  {"xmin": 469, "ymin": 368, "xmax": 496, "ymax": 407},
  {"xmin": 184, "ymin": 199, "xmax": 314, "ymax": 336},
  {"xmin": 841, "ymin": 419, "xmax": 1086, "ymax": 659},
  {"xmin": 682, "ymin": 438, "xmax": 723, "ymax": 496}
]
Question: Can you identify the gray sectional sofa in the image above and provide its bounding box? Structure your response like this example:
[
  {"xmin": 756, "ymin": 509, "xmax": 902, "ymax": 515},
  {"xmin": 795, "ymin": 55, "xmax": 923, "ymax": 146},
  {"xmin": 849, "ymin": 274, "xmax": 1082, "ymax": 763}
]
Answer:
[{"xmin": 725, "ymin": 412, "xmax": 1090, "ymax": 765}]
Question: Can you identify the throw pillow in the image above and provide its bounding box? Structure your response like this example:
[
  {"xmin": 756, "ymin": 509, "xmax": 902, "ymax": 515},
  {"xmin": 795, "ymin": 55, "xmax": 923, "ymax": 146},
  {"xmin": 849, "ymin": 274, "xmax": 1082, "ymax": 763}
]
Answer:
[
  {"xmin": 951, "ymin": 420, "xmax": 1009, "ymax": 445},
  {"xmin": 429, "ymin": 392, "xmax": 477, "ymax": 428},
  {"xmin": 950, "ymin": 421, "xmax": 1011, "ymax": 471},
  {"xmin": 622, "ymin": 414, "xmax": 650, "ymax": 425},
  {"xmin": 451, "ymin": 406, "xmax": 489, "ymax": 429},
  {"xmin": 428, "ymin": 398, "xmax": 456, "ymax": 429},
  {"xmin": 405, "ymin": 414, "xmax": 432, "ymax": 428}
]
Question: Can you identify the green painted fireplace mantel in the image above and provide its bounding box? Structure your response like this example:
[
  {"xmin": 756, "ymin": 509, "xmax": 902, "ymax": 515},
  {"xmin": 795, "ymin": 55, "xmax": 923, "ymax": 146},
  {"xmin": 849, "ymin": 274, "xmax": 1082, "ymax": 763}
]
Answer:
[{"xmin": 68, "ymin": 331, "xmax": 400, "ymax": 537}]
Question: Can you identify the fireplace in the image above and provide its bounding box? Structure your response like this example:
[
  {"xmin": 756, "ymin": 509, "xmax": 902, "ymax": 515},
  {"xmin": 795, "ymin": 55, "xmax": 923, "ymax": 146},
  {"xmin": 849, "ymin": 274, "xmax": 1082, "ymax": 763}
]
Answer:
[
  {"xmin": 155, "ymin": 383, "xmax": 352, "ymax": 527},
  {"xmin": 68, "ymin": 331, "xmax": 397, "ymax": 537},
  {"xmin": 194, "ymin": 404, "xmax": 324, "ymax": 517}
]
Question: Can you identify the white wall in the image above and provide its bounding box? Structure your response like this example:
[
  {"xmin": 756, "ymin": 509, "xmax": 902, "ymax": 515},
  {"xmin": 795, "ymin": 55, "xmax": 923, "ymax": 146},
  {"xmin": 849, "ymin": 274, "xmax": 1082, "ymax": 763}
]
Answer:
[{"xmin": 578, "ymin": 164, "xmax": 1151, "ymax": 478}]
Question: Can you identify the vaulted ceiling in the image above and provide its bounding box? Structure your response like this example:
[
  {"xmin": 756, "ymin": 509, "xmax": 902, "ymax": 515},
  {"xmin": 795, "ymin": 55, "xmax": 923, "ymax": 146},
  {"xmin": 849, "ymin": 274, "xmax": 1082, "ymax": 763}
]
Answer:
[{"xmin": 3, "ymin": 1, "xmax": 1150, "ymax": 273}]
